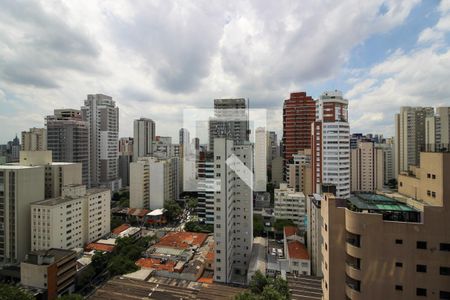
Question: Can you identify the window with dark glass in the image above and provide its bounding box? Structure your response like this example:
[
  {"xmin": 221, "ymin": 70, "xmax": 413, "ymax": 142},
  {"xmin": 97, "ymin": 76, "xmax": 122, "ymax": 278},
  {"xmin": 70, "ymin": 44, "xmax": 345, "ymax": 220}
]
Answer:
[{"xmin": 417, "ymin": 241, "xmax": 427, "ymax": 249}]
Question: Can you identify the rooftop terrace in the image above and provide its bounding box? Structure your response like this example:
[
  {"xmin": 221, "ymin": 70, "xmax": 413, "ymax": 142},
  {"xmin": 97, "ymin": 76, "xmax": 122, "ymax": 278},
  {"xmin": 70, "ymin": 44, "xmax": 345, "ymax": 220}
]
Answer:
[{"xmin": 348, "ymin": 193, "xmax": 421, "ymax": 223}]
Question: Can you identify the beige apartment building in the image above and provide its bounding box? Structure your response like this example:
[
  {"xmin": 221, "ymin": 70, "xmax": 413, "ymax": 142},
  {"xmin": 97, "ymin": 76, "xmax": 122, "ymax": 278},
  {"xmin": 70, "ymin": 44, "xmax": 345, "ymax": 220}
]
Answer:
[
  {"xmin": 274, "ymin": 183, "xmax": 307, "ymax": 231},
  {"xmin": 287, "ymin": 149, "xmax": 313, "ymax": 194},
  {"xmin": 0, "ymin": 164, "xmax": 45, "ymax": 265},
  {"xmin": 322, "ymin": 152, "xmax": 450, "ymax": 300},
  {"xmin": 350, "ymin": 141, "xmax": 384, "ymax": 192},
  {"xmin": 21, "ymin": 127, "xmax": 47, "ymax": 151},
  {"xmin": 130, "ymin": 156, "xmax": 178, "ymax": 210},
  {"xmin": 31, "ymin": 185, "xmax": 110, "ymax": 251},
  {"xmin": 20, "ymin": 151, "xmax": 82, "ymax": 199}
]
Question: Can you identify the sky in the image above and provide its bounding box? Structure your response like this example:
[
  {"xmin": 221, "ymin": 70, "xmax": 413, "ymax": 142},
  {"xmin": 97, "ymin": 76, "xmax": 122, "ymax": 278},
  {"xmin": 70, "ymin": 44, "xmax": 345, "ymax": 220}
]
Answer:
[{"xmin": 1, "ymin": 0, "xmax": 450, "ymax": 144}]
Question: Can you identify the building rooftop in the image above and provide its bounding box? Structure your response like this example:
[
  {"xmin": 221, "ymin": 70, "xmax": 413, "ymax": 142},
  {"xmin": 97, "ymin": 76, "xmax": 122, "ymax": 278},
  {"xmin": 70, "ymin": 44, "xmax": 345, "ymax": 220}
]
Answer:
[
  {"xmin": 24, "ymin": 248, "xmax": 76, "ymax": 264},
  {"xmin": 349, "ymin": 193, "xmax": 418, "ymax": 212},
  {"xmin": 112, "ymin": 224, "xmax": 130, "ymax": 235},
  {"xmin": 287, "ymin": 241, "xmax": 309, "ymax": 260},
  {"xmin": 284, "ymin": 226, "xmax": 298, "ymax": 237},
  {"xmin": 86, "ymin": 243, "xmax": 115, "ymax": 253},
  {"xmin": 0, "ymin": 164, "xmax": 42, "ymax": 170},
  {"xmin": 155, "ymin": 232, "xmax": 208, "ymax": 250},
  {"xmin": 347, "ymin": 193, "xmax": 421, "ymax": 223},
  {"xmin": 32, "ymin": 196, "xmax": 78, "ymax": 206}
]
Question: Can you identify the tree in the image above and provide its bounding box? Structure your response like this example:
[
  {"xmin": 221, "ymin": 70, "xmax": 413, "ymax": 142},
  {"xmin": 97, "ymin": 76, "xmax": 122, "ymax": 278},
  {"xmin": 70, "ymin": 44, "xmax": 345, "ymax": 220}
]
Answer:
[
  {"xmin": 272, "ymin": 276, "xmax": 290, "ymax": 298},
  {"xmin": 112, "ymin": 192, "xmax": 120, "ymax": 201},
  {"xmin": 111, "ymin": 216, "xmax": 124, "ymax": 230},
  {"xmin": 91, "ymin": 251, "xmax": 110, "ymax": 274},
  {"xmin": 108, "ymin": 256, "xmax": 138, "ymax": 276},
  {"xmin": 187, "ymin": 197, "xmax": 198, "ymax": 210},
  {"xmin": 76, "ymin": 265, "xmax": 95, "ymax": 289},
  {"xmin": 249, "ymin": 271, "xmax": 269, "ymax": 294},
  {"xmin": 273, "ymin": 219, "xmax": 295, "ymax": 232},
  {"xmin": 253, "ymin": 215, "xmax": 264, "ymax": 237},
  {"xmin": 164, "ymin": 200, "xmax": 182, "ymax": 222},
  {"xmin": 0, "ymin": 284, "xmax": 34, "ymax": 300},
  {"xmin": 260, "ymin": 286, "xmax": 286, "ymax": 300},
  {"xmin": 234, "ymin": 291, "xmax": 258, "ymax": 300}
]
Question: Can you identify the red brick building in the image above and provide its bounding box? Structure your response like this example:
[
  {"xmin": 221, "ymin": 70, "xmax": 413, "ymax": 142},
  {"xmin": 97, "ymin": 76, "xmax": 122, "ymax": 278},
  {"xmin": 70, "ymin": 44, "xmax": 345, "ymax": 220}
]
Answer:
[{"xmin": 282, "ymin": 92, "xmax": 316, "ymax": 163}]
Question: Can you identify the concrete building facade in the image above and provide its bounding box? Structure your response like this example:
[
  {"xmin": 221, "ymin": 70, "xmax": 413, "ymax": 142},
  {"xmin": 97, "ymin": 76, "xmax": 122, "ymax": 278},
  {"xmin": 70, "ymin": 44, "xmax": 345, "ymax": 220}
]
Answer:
[
  {"xmin": 46, "ymin": 109, "xmax": 90, "ymax": 186},
  {"xmin": 81, "ymin": 94, "xmax": 121, "ymax": 191},
  {"xmin": 287, "ymin": 149, "xmax": 313, "ymax": 194},
  {"xmin": 312, "ymin": 90, "xmax": 350, "ymax": 199},
  {"xmin": 0, "ymin": 165, "xmax": 45, "ymax": 265},
  {"xmin": 350, "ymin": 141, "xmax": 384, "ymax": 192},
  {"xmin": 254, "ymin": 127, "xmax": 267, "ymax": 192},
  {"xmin": 31, "ymin": 185, "xmax": 110, "ymax": 251},
  {"xmin": 22, "ymin": 128, "xmax": 47, "ymax": 151},
  {"xmin": 322, "ymin": 152, "xmax": 450, "ymax": 300},
  {"xmin": 118, "ymin": 137, "xmax": 133, "ymax": 187},
  {"xmin": 395, "ymin": 106, "xmax": 434, "ymax": 177},
  {"xmin": 213, "ymin": 138, "xmax": 253, "ymax": 284},
  {"xmin": 274, "ymin": 183, "xmax": 307, "ymax": 231},
  {"xmin": 133, "ymin": 118, "xmax": 155, "ymax": 161},
  {"xmin": 426, "ymin": 107, "xmax": 450, "ymax": 152}
]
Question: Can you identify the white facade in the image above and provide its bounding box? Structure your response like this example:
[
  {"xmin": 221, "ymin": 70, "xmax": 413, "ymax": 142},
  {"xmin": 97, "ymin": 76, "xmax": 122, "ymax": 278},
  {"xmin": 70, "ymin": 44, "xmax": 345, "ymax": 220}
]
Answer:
[
  {"xmin": 254, "ymin": 127, "xmax": 267, "ymax": 192},
  {"xmin": 133, "ymin": 118, "xmax": 155, "ymax": 161},
  {"xmin": 312, "ymin": 91, "xmax": 350, "ymax": 199},
  {"xmin": 130, "ymin": 157, "xmax": 177, "ymax": 210},
  {"xmin": 0, "ymin": 165, "xmax": 45, "ymax": 265},
  {"xmin": 214, "ymin": 138, "xmax": 253, "ymax": 284},
  {"xmin": 81, "ymin": 94, "xmax": 121, "ymax": 191},
  {"xmin": 274, "ymin": 183, "xmax": 306, "ymax": 231},
  {"xmin": 197, "ymin": 161, "xmax": 215, "ymax": 224},
  {"xmin": 31, "ymin": 185, "xmax": 110, "ymax": 251}
]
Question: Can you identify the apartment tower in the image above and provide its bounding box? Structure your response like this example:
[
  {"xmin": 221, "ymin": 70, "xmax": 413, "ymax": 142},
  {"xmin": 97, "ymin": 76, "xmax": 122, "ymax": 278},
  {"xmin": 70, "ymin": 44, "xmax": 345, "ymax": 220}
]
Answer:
[
  {"xmin": 133, "ymin": 118, "xmax": 155, "ymax": 161},
  {"xmin": 21, "ymin": 128, "xmax": 47, "ymax": 151},
  {"xmin": 81, "ymin": 94, "xmax": 121, "ymax": 191}
]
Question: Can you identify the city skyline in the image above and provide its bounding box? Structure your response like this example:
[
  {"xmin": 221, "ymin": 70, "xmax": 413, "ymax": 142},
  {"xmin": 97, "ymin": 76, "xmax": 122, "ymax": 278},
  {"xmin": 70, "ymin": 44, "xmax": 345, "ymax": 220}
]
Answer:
[{"xmin": 1, "ymin": 1, "xmax": 450, "ymax": 143}]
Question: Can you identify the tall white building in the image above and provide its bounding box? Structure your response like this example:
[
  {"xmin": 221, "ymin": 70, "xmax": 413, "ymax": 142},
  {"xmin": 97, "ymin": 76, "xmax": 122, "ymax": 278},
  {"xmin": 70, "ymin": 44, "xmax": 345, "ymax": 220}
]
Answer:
[
  {"xmin": 394, "ymin": 106, "xmax": 434, "ymax": 177},
  {"xmin": 197, "ymin": 160, "xmax": 215, "ymax": 224},
  {"xmin": 0, "ymin": 164, "xmax": 45, "ymax": 265},
  {"xmin": 21, "ymin": 128, "xmax": 47, "ymax": 151},
  {"xmin": 130, "ymin": 157, "xmax": 178, "ymax": 210},
  {"xmin": 133, "ymin": 118, "xmax": 155, "ymax": 161},
  {"xmin": 254, "ymin": 127, "xmax": 267, "ymax": 192},
  {"xmin": 31, "ymin": 185, "xmax": 110, "ymax": 251},
  {"xmin": 311, "ymin": 90, "xmax": 350, "ymax": 199},
  {"xmin": 213, "ymin": 138, "xmax": 253, "ymax": 284},
  {"xmin": 426, "ymin": 107, "xmax": 450, "ymax": 152},
  {"xmin": 274, "ymin": 183, "xmax": 307, "ymax": 231},
  {"xmin": 81, "ymin": 94, "xmax": 121, "ymax": 191}
]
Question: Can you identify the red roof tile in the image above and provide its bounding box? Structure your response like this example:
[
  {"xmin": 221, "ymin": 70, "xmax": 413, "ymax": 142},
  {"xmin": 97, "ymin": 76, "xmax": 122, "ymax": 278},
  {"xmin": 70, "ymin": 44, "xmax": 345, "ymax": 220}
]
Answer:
[
  {"xmin": 287, "ymin": 241, "xmax": 309, "ymax": 260},
  {"xmin": 136, "ymin": 258, "xmax": 177, "ymax": 272},
  {"xmin": 112, "ymin": 224, "xmax": 130, "ymax": 235},
  {"xmin": 155, "ymin": 231, "xmax": 208, "ymax": 250},
  {"xmin": 86, "ymin": 243, "xmax": 115, "ymax": 253},
  {"xmin": 284, "ymin": 226, "xmax": 298, "ymax": 237}
]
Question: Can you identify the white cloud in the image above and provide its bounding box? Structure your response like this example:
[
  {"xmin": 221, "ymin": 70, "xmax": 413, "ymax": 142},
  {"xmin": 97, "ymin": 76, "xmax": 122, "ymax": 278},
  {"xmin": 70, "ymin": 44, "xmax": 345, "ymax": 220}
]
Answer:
[{"xmin": 0, "ymin": 0, "xmax": 422, "ymax": 142}]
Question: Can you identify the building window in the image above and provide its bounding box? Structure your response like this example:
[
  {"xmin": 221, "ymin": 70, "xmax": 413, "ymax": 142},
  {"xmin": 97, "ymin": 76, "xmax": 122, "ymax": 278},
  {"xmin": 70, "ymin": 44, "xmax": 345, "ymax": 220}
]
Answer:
[
  {"xmin": 440, "ymin": 243, "xmax": 450, "ymax": 251},
  {"xmin": 440, "ymin": 267, "xmax": 450, "ymax": 276},
  {"xmin": 417, "ymin": 241, "xmax": 427, "ymax": 249},
  {"xmin": 432, "ymin": 174, "xmax": 436, "ymax": 179},
  {"xmin": 440, "ymin": 291, "xmax": 450, "ymax": 299},
  {"xmin": 416, "ymin": 265, "xmax": 427, "ymax": 273},
  {"xmin": 395, "ymin": 262, "xmax": 403, "ymax": 267},
  {"xmin": 395, "ymin": 239, "xmax": 403, "ymax": 244},
  {"xmin": 325, "ymin": 224, "xmax": 327, "ymax": 231},
  {"xmin": 416, "ymin": 288, "xmax": 427, "ymax": 297},
  {"xmin": 395, "ymin": 285, "xmax": 403, "ymax": 291},
  {"xmin": 399, "ymin": 182, "xmax": 403, "ymax": 187}
]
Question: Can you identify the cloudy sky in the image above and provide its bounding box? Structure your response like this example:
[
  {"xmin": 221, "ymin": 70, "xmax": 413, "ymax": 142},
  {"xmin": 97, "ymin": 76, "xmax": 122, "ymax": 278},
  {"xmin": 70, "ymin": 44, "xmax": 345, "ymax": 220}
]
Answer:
[{"xmin": 1, "ymin": 0, "xmax": 449, "ymax": 144}]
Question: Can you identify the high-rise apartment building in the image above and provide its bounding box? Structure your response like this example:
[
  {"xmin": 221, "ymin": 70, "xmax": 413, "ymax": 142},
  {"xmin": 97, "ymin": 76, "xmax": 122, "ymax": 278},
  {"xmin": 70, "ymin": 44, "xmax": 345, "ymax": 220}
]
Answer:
[
  {"xmin": 268, "ymin": 131, "xmax": 279, "ymax": 163},
  {"xmin": 322, "ymin": 152, "xmax": 450, "ymax": 300},
  {"xmin": 0, "ymin": 164, "xmax": 45, "ymax": 265},
  {"xmin": 213, "ymin": 138, "xmax": 253, "ymax": 284},
  {"xmin": 46, "ymin": 109, "xmax": 89, "ymax": 186},
  {"xmin": 311, "ymin": 90, "xmax": 350, "ymax": 198},
  {"xmin": 208, "ymin": 98, "xmax": 249, "ymax": 152},
  {"xmin": 133, "ymin": 118, "xmax": 155, "ymax": 161},
  {"xmin": 130, "ymin": 157, "xmax": 178, "ymax": 210},
  {"xmin": 274, "ymin": 183, "xmax": 307, "ymax": 231},
  {"xmin": 197, "ymin": 157, "xmax": 215, "ymax": 224},
  {"xmin": 376, "ymin": 137, "xmax": 395, "ymax": 185},
  {"xmin": 287, "ymin": 149, "xmax": 313, "ymax": 194},
  {"xmin": 426, "ymin": 107, "xmax": 450, "ymax": 152},
  {"xmin": 179, "ymin": 128, "xmax": 190, "ymax": 145},
  {"xmin": 350, "ymin": 141, "xmax": 384, "ymax": 192},
  {"xmin": 254, "ymin": 127, "xmax": 267, "ymax": 192},
  {"xmin": 81, "ymin": 94, "xmax": 121, "ymax": 191},
  {"xmin": 395, "ymin": 106, "xmax": 434, "ymax": 177},
  {"xmin": 21, "ymin": 128, "xmax": 47, "ymax": 151},
  {"xmin": 306, "ymin": 194, "xmax": 323, "ymax": 277},
  {"xmin": 283, "ymin": 92, "xmax": 316, "ymax": 162},
  {"xmin": 118, "ymin": 137, "xmax": 133, "ymax": 187},
  {"xmin": 31, "ymin": 185, "xmax": 110, "ymax": 251}
]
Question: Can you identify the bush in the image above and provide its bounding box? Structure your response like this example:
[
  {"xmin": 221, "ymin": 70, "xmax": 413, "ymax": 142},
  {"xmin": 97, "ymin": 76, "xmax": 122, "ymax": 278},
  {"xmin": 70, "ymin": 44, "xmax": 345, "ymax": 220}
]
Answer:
[{"xmin": 0, "ymin": 284, "xmax": 34, "ymax": 300}]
